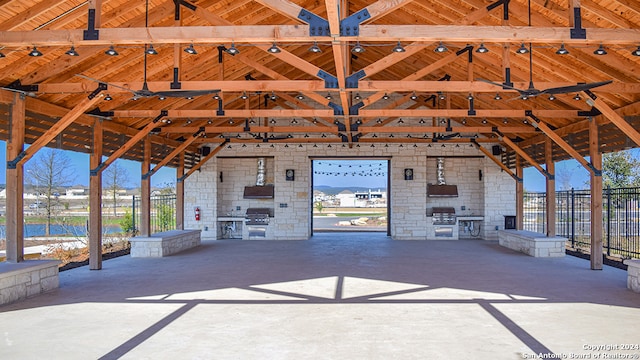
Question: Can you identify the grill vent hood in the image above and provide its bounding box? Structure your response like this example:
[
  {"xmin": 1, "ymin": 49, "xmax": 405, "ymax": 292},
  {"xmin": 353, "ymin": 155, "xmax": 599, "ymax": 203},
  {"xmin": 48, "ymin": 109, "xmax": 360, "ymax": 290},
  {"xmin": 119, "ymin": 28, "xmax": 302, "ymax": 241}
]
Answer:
[
  {"xmin": 243, "ymin": 157, "xmax": 274, "ymax": 199},
  {"xmin": 243, "ymin": 185, "xmax": 274, "ymax": 199},
  {"xmin": 427, "ymin": 157, "xmax": 458, "ymax": 197}
]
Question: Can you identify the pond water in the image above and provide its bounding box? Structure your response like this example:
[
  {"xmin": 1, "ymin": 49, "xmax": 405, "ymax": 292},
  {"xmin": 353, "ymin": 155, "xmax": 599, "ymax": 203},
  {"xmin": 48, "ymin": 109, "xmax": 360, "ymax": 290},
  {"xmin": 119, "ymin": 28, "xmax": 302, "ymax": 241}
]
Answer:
[{"xmin": 0, "ymin": 224, "xmax": 123, "ymax": 238}]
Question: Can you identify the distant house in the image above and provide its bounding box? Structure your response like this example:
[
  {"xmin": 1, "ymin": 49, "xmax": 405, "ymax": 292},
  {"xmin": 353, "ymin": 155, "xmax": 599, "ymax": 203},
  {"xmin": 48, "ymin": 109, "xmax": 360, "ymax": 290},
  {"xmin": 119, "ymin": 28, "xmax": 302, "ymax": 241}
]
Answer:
[{"xmin": 336, "ymin": 190, "xmax": 357, "ymax": 207}]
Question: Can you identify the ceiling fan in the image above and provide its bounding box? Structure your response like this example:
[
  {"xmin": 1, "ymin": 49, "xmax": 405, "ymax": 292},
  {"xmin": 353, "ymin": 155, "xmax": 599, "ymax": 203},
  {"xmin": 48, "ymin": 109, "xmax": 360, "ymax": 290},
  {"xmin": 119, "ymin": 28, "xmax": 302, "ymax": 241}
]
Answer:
[
  {"xmin": 77, "ymin": 0, "xmax": 219, "ymax": 100},
  {"xmin": 479, "ymin": 49, "xmax": 612, "ymax": 100},
  {"xmin": 480, "ymin": 0, "xmax": 612, "ymax": 100}
]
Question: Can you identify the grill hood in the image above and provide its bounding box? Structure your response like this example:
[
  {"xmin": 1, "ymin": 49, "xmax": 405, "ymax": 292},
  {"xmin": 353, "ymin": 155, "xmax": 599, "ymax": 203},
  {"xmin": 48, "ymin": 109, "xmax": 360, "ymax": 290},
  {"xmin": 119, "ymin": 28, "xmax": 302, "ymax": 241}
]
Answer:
[
  {"xmin": 243, "ymin": 184, "xmax": 274, "ymax": 199},
  {"xmin": 428, "ymin": 157, "xmax": 458, "ymax": 197}
]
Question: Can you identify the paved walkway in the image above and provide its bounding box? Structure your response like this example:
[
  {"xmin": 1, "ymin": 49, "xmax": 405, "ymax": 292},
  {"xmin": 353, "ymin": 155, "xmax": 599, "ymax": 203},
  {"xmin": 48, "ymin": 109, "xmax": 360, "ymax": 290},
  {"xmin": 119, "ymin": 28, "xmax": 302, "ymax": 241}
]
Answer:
[{"xmin": 1, "ymin": 233, "xmax": 638, "ymax": 359}]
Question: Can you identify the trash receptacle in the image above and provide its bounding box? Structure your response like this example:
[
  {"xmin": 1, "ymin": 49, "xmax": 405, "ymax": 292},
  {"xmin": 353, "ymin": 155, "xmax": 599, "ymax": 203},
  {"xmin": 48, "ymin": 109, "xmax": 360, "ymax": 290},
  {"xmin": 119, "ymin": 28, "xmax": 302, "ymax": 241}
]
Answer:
[{"xmin": 504, "ymin": 215, "xmax": 516, "ymax": 230}]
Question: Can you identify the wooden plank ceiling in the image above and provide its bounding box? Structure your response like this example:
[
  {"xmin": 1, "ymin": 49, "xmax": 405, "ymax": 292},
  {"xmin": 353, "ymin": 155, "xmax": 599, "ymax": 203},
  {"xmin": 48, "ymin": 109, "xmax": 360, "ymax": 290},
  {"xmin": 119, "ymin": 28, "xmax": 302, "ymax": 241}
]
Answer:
[{"xmin": 0, "ymin": 0, "xmax": 638, "ymax": 169}]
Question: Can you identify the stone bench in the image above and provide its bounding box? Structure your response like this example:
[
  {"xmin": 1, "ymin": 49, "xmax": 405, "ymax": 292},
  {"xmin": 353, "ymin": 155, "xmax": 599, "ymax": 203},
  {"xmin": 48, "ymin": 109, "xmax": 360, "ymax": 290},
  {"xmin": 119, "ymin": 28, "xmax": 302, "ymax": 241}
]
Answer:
[
  {"xmin": 623, "ymin": 259, "xmax": 640, "ymax": 293},
  {"xmin": 498, "ymin": 230, "xmax": 566, "ymax": 257},
  {"xmin": 130, "ymin": 229, "xmax": 201, "ymax": 258},
  {"xmin": 0, "ymin": 260, "xmax": 61, "ymax": 306}
]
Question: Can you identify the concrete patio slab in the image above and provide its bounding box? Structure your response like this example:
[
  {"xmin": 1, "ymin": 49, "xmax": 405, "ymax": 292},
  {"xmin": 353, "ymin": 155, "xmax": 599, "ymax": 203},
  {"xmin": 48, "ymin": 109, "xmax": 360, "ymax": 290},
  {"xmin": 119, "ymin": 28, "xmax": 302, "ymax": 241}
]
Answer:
[{"xmin": 0, "ymin": 233, "xmax": 638, "ymax": 360}]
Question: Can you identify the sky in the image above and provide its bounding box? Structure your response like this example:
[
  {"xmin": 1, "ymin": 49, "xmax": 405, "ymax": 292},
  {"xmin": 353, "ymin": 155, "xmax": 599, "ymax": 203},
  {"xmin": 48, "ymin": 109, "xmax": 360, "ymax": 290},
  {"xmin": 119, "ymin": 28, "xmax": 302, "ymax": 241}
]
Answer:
[{"xmin": 0, "ymin": 141, "xmax": 176, "ymax": 188}]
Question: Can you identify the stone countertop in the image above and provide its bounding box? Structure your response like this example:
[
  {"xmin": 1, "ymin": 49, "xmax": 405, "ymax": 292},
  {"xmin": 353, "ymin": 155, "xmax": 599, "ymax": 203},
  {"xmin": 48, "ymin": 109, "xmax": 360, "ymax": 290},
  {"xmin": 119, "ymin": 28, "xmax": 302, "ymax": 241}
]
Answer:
[{"xmin": 217, "ymin": 217, "xmax": 245, "ymax": 222}]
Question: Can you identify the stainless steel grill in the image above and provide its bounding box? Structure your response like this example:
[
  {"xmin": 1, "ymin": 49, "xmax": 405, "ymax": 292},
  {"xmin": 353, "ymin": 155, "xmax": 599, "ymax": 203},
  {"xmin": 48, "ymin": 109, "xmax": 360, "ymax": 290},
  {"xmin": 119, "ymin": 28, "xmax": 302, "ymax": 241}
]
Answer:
[
  {"xmin": 432, "ymin": 207, "xmax": 456, "ymax": 225},
  {"xmin": 244, "ymin": 208, "xmax": 272, "ymax": 225}
]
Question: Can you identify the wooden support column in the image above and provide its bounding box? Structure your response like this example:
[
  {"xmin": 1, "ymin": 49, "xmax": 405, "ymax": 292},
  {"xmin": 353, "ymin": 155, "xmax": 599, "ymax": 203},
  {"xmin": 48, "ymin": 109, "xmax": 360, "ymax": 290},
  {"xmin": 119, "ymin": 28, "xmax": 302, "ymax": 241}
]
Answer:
[
  {"xmin": 89, "ymin": 119, "xmax": 103, "ymax": 270},
  {"xmin": 176, "ymin": 153, "xmax": 185, "ymax": 230},
  {"xmin": 516, "ymin": 155, "xmax": 524, "ymax": 230},
  {"xmin": 545, "ymin": 137, "xmax": 556, "ymax": 237},
  {"xmin": 5, "ymin": 93, "xmax": 25, "ymax": 262},
  {"xmin": 589, "ymin": 117, "xmax": 603, "ymax": 270},
  {"xmin": 140, "ymin": 136, "xmax": 152, "ymax": 236}
]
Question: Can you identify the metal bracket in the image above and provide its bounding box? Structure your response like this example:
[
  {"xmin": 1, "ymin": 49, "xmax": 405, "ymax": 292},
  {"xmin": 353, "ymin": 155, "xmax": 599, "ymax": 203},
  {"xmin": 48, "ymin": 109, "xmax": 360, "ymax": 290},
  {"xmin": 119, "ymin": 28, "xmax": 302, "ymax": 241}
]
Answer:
[
  {"xmin": 217, "ymin": 46, "xmax": 226, "ymax": 63},
  {"xmin": 570, "ymin": 7, "xmax": 587, "ymax": 39},
  {"xmin": 340, "ymin": 8, "xmax": 371, "ymax": 36},
  {"xmin": 350, "ymin": 122, "xmax": 360, "ymax": 132},
  {"xmin": 244, "ymin": 119, "xmax": 251, "ymax": 132},
  {"xmin": 328, "ymin": 102, "xmax": 343, "ymax": 116},
  {"xmin": 298, "ymin": 9, "xmax": 330, "ymax": 36},
  {"xmin": 334, "ymin": 120, "xmax": 346, "ymax": 132},
  {"xmin": 583, "ymin": 89, "xmax": 598, "ymax": 101},
  {"xmin": 317, "ymin": 69, "xmax": 338, "ymax": 89},
  {"xmin": 352, "ymin": 133, "xmax": 362, "ymax": 142},
  {"xmin": 7, "ymin": 151, "xmax": 26, "ymax": 169},
  {"xmin": 345, "ymin": 70, "xmax": 366, "ymax": 89},
  {"xmin": 216, "ymin": 99, "xmax": 224, "ymax": 116},
  {"xmin": 141, "ymin": 169, "xmax": 155, "ymax": 180},
  {"xmin": 88, "ymin": 83, "xmax": 107, "ymax": 99},
  {"xmin": 456, "ymin": 45, "xmax": 474, "ymax": 63},
  {"xmin": 151, "ymin": 110, "xmax": 168, "ymax": 124},
  {"xmin": 349, "ymin": 102, "xmax": 364, "ymax": 116},
  {"xmin": 171, "ymin": 68, "xmax": 181, "ymax": 89},
  {"xmin": 578, "ymin": 107, "xmax": 601, "ymax": 117},
  {"xmin": 6, "ymin": 80, "xmax": 38, "ymax": 93},
  {"xmin": 504, "ymin": 68, "xmax": 514, "ymax": 89},
  {"xmin": 590, "ymin": 166, "xmax": 602, "ymax": 177},
  {"xmin": 83, "ymin": 9, "xmax": 99, "ymax": 40},
  {"xmin": 468, "ymin": 98, "xmax": 476, "ymax": 116},
  {"xmin": 90, "ymin": 162, "xmax": 105, "ymax": 177},
  {"xmin": 87, "ymin": 107, "xmax": 114, "ymax": 119}
]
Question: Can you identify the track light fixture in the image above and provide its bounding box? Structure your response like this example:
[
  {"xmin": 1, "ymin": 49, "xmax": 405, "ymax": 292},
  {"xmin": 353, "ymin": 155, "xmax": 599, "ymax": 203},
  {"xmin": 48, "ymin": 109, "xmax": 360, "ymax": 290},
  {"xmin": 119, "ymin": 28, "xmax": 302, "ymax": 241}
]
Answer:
[
  {"xmin": 240, "ymin": 92, "xmax": 248, "ymax": 100},
  {"xmin": 104, "ymin": 94, "xmax": 112, "ymax": 101},
  {"xmin": 410, "ymin": 92, "xmax": 418, "ymax": 100},
  {"xmin": 184, "ymin": 43, "xmax": 197, "ymax": 55},
  {"xmin": 556, "ymin": 43, "xmax": 569, "ymax": 55},
  {"xmin": 467, "ymin": 94, "xmax": 474, "ymax": 100},
  {"xmin": 633, "ymin": 45, "xmax": 640, "ymax": 56},
  {"xmin": 325, "ymin": 93, "xmax": 332, "ymax": 100},
  {"xmin": 296, "ymin": 93, "xmax": 305, "ymax": 100},
  {"xmin": 0, "ymin": 51, "xmax": 5, "ymax": 58},
  {"xmin": 573, "ymin": 93, "xmax": 582, "ymax": 101},
  {"xmin": 352, "ymin": 41, "xmax": 365, "ymax": 54},
  {"xmin": 308, "ymin": 41, "xmax": 322, "ymax": 53},
  {"xmin": 434, "ymin": 42, "xmax": 448, "ymax": 53},
  {"xmin": 593, "ymin": 44, "xmax": 607, "ymax": 55},
  {"xmin": 270, "ymin": 92, "xmax": 277, "ymax": 101},
  {"xmin": 503, "ymin": 118, "xmax": 509, "ymax": 124},
  {"xmin": 548, "ymin": 94, "xmax": 556, "ymax": 101},
  {"xmin": 393, "ymin": 41, "xmax": 406, "ymax": 53},
  {"xmin": 29, "ymin": 46, "xmax": 43, "ymax": 57},
  {"xmin": 186, "ymin": 96, "xmax": 194, "ymax": 100},
  {"xmin": 382, "ymin": 93, "xmax": 390, "ymax": 100},
  {"xmin": 438, "ymin": 92, "xmax": 446, "ymax": 100},
  {"xmin": 419, "ymin": 119, "xmax": 426, "ymax": 124},
  {"xmin": 65, "ymin": 46, "xmax": 79, "ymax": 56},
  {"xmin": 267, "ymin": 42, "xmax": 281, "ymax": 53},
  {"xmin": 494, "ymin": 93, "xmax": 502, "ymax": 100},
  {"xmin": 105, "ymin": 45, "xmax": 118, "ymax": 56},
  {"xmin": 476, "ymin": 43, "xmax": 489, "ymax": 53},
  {"xmin": 516, "ymin": 43, "xmax": 529, "ymax": 54},
  {"xmin": 227, "ymin": 42, "xmax": 240, "ymax": 55},
  {"xmin": 213, "ymin": 93, "xmax": 220, "ymax": 100},
  {"xmin": 354, "ymin": 93, "xmax": 362, "ymax": 101},
  {"xmin": 145, "ymin": 44, "xmax": 158, "ymax": 55},
  {"xmin": 158, "ymin": 95, "xmax": 166, "ymax": 100},
  {"xmin": 481, "ymin": 118, "xmax": 488, "ymax": 124},
  {"xmin": 270, "ymin": 119, "xmax": 276, "ymax": 124}
]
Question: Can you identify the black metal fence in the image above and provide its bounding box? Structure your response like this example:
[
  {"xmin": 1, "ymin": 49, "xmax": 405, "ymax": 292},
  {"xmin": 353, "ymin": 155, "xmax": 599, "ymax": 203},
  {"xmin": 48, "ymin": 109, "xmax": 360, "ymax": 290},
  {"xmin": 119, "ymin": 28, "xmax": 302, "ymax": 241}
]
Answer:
[
  {"xmin": 132, "ymin": 194, "xmax": 177, "ymax": 234},
  {"xmin": 524, "ymin": 187, "xmax": 640, "ymax": 259}
]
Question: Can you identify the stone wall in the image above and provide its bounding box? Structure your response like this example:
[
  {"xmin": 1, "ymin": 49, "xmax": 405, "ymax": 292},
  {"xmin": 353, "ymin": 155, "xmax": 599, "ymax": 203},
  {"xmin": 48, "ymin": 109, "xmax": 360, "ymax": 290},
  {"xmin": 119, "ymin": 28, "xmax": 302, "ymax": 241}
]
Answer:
[
  {"xmin": 130, "ymin": 230, "xmax": 201, "ymax": 257},
  {"xmin": 183, "ymin": 143, "xmax": 516, "ymax": 240},
  {"xmin": 0, "ymin": 260, "xmax": 60, "ymax": 305}
]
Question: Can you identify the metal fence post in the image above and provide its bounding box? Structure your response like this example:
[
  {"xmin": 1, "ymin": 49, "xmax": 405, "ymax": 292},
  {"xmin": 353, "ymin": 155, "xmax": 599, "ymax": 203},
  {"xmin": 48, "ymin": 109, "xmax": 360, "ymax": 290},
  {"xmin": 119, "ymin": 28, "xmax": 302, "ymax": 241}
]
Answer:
[
  {"xmin": 606, "ymin": 186, "xmax": 611, "ymax": 256},
  {"xmin": 570, "ymin": 188, "xmax": 575, "ymax": 247},
  {"xmin": 132, "ymin": 195, "xmax": 136, "ymax": 233}
]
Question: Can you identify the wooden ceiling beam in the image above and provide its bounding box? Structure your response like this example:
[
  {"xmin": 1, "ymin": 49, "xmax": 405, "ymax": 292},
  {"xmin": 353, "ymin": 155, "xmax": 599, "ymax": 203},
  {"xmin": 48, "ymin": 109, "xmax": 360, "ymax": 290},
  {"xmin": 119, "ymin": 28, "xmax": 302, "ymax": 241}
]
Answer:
[
  {"xmin": 39, "ymin": 80, "xmax": 638, "ymax": 94},
  {"xmin": 1, "ymin": 25, "xmax": 638, "ymax": 47}
]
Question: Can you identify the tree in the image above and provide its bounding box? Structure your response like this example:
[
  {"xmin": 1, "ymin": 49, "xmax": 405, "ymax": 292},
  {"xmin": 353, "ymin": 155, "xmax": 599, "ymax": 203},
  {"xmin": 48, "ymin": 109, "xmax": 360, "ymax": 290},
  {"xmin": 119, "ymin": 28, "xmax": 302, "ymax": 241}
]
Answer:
[
  {"xmin": 315, "ymin": 201, "xmax": 324, "ymax": 214},
  {"xmin": 26, "ymin": 149, "xmax": 76, "ymax": 236},
  {"xmin": 103, "ymin": 162, "xmax": 130, "ymax": 216},
  {"xmin": 602, "ymin": 150, "xmax": 640, "ymax": 189}
]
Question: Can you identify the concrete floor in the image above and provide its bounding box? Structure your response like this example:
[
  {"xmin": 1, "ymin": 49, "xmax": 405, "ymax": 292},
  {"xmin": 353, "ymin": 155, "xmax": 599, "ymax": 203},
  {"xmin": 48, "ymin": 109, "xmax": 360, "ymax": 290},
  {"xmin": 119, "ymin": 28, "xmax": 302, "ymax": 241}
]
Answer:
[{"xmin": 1, "ymin": 233, "xmax": 638, "ymax": 360}]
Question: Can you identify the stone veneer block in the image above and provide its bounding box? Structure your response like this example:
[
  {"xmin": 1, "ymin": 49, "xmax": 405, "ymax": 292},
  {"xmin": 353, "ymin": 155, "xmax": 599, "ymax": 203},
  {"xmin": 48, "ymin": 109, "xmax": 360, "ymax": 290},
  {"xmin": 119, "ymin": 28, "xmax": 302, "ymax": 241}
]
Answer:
[
  {"xmin": 623, "ymin": 259, "xmax": 640, "ymax": 293},
  {"xmin": 498, "ymin": 230, "xmax": 566, "ymax": 258},
  {"xmin": 0, "ymin": 260, "xmax": 61, "ymax": 306},
  {"xmin": 130, "ymin": 230, "xmax": 201, "ymax": 258}
]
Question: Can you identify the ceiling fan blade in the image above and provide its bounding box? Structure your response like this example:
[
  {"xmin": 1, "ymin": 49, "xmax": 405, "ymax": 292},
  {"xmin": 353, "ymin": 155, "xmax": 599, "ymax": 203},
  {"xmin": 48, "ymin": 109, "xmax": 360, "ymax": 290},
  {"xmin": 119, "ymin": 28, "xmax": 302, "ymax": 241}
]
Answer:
[
  {"xmin": 541, "ymin": 80, "xmax": 613, "ymax": 95},
  {"xmin": 153, "ymin": 89, "xmax": 221, "ymax": 98},
  {"xmin": 76, "ymin": 74, "xmax": 138, "ymax": 95},
  {"xmin": 477, "ymin": 79, "xmax": 526, "ymax": 93}
]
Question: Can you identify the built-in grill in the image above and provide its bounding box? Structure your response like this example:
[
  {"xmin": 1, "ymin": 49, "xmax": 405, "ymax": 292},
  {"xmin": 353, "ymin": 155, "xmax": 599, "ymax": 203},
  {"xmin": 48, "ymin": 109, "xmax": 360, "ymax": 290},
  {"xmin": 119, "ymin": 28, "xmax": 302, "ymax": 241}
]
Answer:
[
  {"xmin": 244, "ymin": 208, "xmax": 272, "ymax": 225},
  {"xmin": 432, "ymin": 207, "xmax": 456, "ymax": 225}
]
